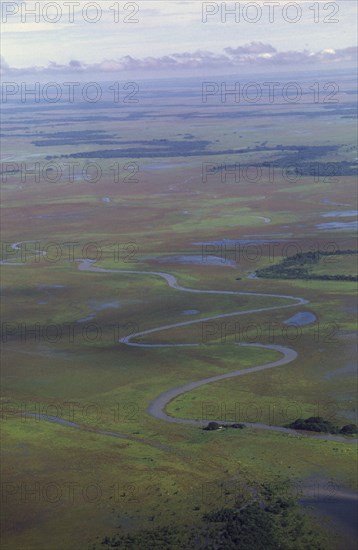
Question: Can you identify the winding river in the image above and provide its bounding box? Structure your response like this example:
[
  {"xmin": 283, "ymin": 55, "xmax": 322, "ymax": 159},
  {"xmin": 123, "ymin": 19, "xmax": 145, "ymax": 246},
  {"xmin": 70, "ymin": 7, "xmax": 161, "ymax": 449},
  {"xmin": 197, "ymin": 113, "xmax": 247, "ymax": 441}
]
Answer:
[
  {"xmin": 78, "ymin": 259, "xmax": 356, "ymax": 444},
  {"xmin": 3, "ymin": 244, "xmax": 357, "ymax": 444}
]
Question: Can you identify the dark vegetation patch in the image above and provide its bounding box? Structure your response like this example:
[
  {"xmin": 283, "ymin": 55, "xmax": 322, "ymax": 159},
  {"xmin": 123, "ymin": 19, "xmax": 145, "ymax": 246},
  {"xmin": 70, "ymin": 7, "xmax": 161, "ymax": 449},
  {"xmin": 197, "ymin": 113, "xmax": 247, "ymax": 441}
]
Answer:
[
  {"xmin": 210, "ymin": 145, "xmax": 357, "ymax": 177},
  {"xmin": 287, "ymin": 417, "xmax": 357, "ymax": 435},
  {"xmin": 94, "ymin": 482, "xmax": 327, "ymax": 549},
  {"xmin": 46, "ymin": 139, "xmax": 214, "ymax": 159},
  {"xmin": 203, "ymin": 421, "xmax": 245, "ymax": 431},
  {"xmin": 255, "ymin": 250, "xmax": 358, "ymax": 281},
  {"xmin": 46, "ymin": 143, "xmax": 345, "ymax": 162}
]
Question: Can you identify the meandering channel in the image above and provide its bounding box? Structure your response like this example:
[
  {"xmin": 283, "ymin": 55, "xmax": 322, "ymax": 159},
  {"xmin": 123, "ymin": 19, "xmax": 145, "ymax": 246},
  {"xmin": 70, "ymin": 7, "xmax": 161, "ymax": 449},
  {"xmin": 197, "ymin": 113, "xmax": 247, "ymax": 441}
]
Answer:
[
  {"xmin": 3, "ymin": 244, "xmax": 357, "ymax": 444},
  {"xmin": 77, "ymin": 259, "xmax": 356, "ymax": 444}
]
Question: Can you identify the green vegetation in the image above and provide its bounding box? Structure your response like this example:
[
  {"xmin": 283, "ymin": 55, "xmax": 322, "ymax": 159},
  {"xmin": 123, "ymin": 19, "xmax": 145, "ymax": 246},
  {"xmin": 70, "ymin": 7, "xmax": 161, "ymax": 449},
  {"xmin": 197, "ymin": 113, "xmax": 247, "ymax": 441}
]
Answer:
[
  {"xmin": 2, "ymin": 74, "xmax": 357, "ymax": 550},
  {"xmin": 97, "ymin": 482, "xmax": 329, "ymax": 549}
]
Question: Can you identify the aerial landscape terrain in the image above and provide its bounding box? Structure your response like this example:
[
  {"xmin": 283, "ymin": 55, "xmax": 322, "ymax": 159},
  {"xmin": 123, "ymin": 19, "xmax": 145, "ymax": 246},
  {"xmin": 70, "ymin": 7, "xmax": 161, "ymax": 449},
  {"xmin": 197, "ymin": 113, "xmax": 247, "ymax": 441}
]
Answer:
[{"xmin": 1, "ymin": 1, "xmax": 357, "ymax": 549}]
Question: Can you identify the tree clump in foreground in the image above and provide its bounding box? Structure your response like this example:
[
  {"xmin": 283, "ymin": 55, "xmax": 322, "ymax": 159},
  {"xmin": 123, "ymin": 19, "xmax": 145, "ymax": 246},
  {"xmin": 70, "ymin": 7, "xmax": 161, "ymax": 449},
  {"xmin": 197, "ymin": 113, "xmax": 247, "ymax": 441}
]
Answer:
[
  {"xmin": 97, "ymin": 482, "xmax": 330, "ymax": 549},
  {"xmin": 287, "ymin": 416, "xmax": 357, "ymax": 435},
  {"xmin": 203, "ymin": 421, "xmax": 245, "ymax": 431}
]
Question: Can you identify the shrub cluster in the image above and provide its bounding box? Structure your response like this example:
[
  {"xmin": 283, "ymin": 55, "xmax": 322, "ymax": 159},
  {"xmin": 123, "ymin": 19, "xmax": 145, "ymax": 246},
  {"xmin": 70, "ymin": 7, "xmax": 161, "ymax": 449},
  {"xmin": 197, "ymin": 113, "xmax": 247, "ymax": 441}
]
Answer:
[
  {"xmin": 256, "ymin": 250, "xmax": 358, "ymax": 281},
  {"xmin": 287, "ymin": 416, "xmax": 357, "ymax": 435}
]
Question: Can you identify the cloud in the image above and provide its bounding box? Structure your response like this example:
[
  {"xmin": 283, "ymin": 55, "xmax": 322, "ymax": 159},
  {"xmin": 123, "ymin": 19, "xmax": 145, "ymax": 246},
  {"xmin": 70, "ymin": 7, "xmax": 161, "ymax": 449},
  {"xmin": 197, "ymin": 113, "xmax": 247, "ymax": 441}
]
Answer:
[
  {"xmin": 1, "ymin": 43, "xmax": 356, "ymax": 76},
  {"xmin": 225, "ymin": 43, "xmax": 277, "ymax": 56}
]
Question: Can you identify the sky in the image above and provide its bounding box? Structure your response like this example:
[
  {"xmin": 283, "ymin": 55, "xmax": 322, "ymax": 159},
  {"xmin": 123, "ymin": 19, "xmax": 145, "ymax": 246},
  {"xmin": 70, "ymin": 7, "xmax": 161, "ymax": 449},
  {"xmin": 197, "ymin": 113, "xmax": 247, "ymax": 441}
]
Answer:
[{"xmin": 1, "ymin": 0, "xmax": 357, "ymax": 77}]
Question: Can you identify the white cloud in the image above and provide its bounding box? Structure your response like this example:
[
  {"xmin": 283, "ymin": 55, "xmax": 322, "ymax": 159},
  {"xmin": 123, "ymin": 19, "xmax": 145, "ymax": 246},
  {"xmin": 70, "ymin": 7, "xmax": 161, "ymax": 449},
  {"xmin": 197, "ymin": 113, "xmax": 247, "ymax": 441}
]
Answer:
[
  {"xmin": 1, "ymin": 0, "xmax": 356, "ymax": 68},
  {"xmin": 1, "ymin": 44, "xmax": 356, "ymax": 77}
]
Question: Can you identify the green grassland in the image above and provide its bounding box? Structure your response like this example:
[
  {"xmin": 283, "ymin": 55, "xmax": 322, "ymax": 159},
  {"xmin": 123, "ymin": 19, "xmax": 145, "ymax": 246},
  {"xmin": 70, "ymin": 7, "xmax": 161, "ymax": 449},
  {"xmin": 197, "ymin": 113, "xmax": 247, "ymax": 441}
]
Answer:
[
  {"xmin": 1, "ymin": 80, "xmax": 357, "ymax": 549},
  {"xmin": 2, "ymin": 412, "xmax": 356, "ymax": 549}
]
